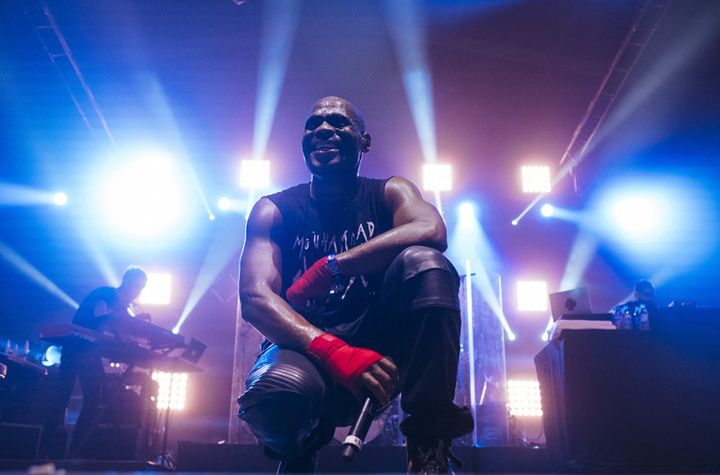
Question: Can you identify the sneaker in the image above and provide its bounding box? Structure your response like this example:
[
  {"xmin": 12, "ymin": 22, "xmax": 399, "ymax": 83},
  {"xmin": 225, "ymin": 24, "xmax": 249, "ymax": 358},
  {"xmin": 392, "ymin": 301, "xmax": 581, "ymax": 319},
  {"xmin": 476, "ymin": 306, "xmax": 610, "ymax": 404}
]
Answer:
[{"xmin": 406, "ymin": 439, "xmax": 462, "ymax": 474}]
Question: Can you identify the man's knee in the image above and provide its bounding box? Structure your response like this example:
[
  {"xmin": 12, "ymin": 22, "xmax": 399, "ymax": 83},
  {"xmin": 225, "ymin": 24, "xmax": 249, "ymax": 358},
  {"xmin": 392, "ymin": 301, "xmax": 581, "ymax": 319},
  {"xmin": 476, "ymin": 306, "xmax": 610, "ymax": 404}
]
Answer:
[
  {"xmin": 392, "ymin": 246, "xmax": 455, "ymax": 279},
  {"xmin": 386, "ymin": 246, "xmax": 460, "ymax": 310},
  {"xmin": 237, "ymin": 351, "xmax": 326, "ymax": 458}
]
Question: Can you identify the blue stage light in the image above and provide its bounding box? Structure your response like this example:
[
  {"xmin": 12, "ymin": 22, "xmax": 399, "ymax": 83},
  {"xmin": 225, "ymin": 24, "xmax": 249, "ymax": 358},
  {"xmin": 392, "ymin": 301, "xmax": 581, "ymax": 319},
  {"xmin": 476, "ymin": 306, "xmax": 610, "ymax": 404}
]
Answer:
[
  {"xmin": 53, "ymin": 192, "xmax": 68, "ymax": 206},
  {"xmin": 458, "ymin": 201, "xmax": 477, "ymax": 222},
  {"xmin": 590, "ymin": 174, "xmax": 717, "ymax": 270},
  {"xmin": 96, "ymin": 151, "xmax": 190, "ymax": 241},
  {"xmin": 42, "ymin": 345, "xmax": 63, "ymax": 367},
  {"xmin": 252, "ymin": 0, "xmax": 300, "ymax": 163},
  {"xmin": 608, "ymin": 196, "xmax": 661, "ymax": 239},
  {"xmin": 217, "ymin": 197, "xmax": 232, "ymax": 211}
]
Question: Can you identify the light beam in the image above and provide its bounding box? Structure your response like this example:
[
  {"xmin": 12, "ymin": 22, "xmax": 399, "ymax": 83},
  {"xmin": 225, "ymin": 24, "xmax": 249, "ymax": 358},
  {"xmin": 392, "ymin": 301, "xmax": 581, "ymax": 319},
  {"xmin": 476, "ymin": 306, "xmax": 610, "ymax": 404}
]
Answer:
[{"xmin": 0, "ymin": 239, "xmax": 78, "ymax": 309}]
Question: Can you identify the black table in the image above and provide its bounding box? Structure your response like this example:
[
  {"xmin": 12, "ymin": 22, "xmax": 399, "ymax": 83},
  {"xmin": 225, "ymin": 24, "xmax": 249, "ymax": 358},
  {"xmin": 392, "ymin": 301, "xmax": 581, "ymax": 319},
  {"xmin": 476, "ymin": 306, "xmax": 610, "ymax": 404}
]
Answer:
[{"xmin": 535, "ymin": 318, "xmax": 720, "ymax": 471}]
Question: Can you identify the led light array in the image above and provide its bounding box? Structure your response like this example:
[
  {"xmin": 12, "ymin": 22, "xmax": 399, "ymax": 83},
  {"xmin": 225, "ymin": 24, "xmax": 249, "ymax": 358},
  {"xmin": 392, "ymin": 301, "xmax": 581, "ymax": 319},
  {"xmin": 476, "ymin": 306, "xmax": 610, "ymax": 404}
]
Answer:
[{"xmin": 507, "ymin": 379, "xmax": 543, "ymax": 417}]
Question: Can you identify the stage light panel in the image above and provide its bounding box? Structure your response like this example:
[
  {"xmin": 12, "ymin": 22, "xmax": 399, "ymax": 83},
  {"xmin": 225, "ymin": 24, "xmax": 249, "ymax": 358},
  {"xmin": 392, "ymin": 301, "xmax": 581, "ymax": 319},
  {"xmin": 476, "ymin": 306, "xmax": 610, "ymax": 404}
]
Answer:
[
  {"xmin": 152, "ymin": 371, "xmax": 188, "ymax": 411},
  {"xmin": 521, "ymin": 165, "xmax": 551, "ymax": 193},
  {"xmin": 239, "ymin": 160, "xmax": 271, "ymax": 190},
  {"xmin": 53, "ymin": 192, "xmax": 68, "ymax": 206},
  {"xmin": 139, "ymin": 273, "xmax": 172, "ymax": 305},
  {"xmin": 516, "ymin": 280, "xmax": 548, "ymax": 312},
  {"xmin": 507, "ymin": 379, "xmax": 543, "ymax": 417},
  {"xmin": 422, "ymin": 163, "xmax": 452, "ymax": 192}
]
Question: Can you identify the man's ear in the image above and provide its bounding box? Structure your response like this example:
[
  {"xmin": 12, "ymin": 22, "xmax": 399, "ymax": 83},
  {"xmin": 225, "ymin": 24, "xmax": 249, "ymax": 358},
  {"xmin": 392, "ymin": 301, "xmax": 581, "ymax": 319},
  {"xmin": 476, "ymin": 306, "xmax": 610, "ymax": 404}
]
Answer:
[{"xmin": 361, "ymin": 133, "xmax": 371, "ymax": 153}]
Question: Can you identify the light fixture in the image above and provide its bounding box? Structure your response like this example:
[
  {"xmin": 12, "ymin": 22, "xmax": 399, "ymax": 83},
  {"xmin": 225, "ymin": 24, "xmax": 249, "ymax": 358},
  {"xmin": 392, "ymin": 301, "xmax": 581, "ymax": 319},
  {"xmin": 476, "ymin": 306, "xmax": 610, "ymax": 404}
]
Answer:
[{"xmin": 422, "ymin": 163, "xmax": 452, "ymax": 192}]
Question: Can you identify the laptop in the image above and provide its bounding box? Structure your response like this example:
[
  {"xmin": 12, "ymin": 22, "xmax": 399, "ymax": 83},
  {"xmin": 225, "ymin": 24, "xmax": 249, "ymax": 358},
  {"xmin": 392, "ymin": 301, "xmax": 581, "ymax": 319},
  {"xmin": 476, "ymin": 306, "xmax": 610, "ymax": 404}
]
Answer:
[{"xmin": 548, "ymin": 287, "xmax": 593, "ymax": 321}]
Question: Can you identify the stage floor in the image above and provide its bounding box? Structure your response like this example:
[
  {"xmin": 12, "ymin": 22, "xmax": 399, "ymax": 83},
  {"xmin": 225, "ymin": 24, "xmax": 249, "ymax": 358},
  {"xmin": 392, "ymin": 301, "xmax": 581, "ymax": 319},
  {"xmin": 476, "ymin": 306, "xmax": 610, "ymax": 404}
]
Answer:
[{"xmin": 2, "ymin": 443, "xmax": 717, "ymax": 473}]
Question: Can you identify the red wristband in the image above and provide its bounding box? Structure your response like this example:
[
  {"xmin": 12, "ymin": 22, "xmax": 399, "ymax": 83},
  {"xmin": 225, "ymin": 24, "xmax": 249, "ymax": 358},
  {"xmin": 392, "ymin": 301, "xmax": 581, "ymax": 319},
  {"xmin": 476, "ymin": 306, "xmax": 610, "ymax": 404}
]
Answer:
[
  {"xmin": 286, "ymin": 256, "xmax": 333, "ymax": 307},
  {"xmin": 306, "ymin": 333, "xmax": 383, "ymax": 389}
]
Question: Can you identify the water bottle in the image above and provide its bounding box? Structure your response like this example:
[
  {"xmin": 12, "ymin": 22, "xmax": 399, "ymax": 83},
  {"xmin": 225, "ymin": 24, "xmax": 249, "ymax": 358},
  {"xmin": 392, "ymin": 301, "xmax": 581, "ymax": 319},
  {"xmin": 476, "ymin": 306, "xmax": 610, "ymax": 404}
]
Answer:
[
  {"xmin": 638, "ymin": 304, "xmax": 650, "ymax": 330},
  {"xmin": 631, "ymin": 305, "xmax": 641, "ymax": 330},
  {"xmin": 612, "ymin": 306, "xmax": 624, "ymax": 329},
  {"xmin": 622, "ymin": 306, "xmax": 633, "ymax": 330}
]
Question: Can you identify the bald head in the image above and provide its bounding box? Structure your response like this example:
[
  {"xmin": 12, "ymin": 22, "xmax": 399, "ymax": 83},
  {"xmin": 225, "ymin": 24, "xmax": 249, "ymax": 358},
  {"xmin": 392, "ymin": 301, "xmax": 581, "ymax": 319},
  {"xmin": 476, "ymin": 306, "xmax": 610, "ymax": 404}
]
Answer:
[{"xmin": 309, "ymin": 96, "xmax": 366, "ymax": 133}]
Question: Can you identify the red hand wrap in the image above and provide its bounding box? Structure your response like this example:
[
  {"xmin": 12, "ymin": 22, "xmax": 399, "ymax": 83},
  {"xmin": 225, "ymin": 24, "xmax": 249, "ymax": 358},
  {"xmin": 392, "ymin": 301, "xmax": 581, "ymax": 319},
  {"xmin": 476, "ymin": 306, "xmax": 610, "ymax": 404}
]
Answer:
[
  {"xmin": 286, "ymin": 256, "xmax": 333, "ymax": 307},
  {"xmin": 306, "ymin": 334, "xmax": 383, "ymax": 389}
]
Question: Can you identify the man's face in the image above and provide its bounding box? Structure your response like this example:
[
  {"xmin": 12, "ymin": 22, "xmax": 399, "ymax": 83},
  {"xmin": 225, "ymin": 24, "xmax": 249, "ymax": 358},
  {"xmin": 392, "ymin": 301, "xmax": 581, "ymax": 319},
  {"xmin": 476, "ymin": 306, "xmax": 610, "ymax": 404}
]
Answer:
[
  {"xmin": 635, "ymin": 287, "xmax": 654, "ymax": 303},
  {"xmin": 301, "ymin": 98, "xmax": 369, "ymax": 178}
]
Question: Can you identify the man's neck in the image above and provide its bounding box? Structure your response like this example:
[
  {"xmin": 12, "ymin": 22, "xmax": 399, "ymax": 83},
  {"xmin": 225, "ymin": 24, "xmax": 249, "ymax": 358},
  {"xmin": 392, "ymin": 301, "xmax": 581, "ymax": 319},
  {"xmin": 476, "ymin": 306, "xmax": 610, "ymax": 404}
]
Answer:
[{"xmin": 310, "ymin": 175, "xmax": 360, "ymax": 205}]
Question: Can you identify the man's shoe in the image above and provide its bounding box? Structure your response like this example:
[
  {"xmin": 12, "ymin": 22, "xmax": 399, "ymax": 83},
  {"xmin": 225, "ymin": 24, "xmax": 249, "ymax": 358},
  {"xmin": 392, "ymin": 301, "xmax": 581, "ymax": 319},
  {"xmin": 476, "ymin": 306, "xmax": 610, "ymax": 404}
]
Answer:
[{"xmin": 406, "ymin": 439, "xmax": 461, "ymax": 474}]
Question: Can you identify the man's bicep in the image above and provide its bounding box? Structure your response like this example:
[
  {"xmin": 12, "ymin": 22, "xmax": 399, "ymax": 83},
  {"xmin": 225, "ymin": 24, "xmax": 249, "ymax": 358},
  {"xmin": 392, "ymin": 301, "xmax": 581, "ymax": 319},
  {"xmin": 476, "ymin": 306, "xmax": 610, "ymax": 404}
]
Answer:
[
  {"xmin": 239, "ymin": 198, "xmax": 283, "ymax": 296},
  {"xmin": 387, "ymin": 177, "xmax": 443, "ymax": 227},
  {"xmin": 239, "ymin": 234, "xmax": 283, "ymax": 295}
]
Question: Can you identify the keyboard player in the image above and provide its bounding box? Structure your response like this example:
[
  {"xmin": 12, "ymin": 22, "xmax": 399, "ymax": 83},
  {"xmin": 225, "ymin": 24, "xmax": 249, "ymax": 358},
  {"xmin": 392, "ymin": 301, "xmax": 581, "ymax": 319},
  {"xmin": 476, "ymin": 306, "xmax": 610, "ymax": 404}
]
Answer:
[{"xmin": 41, "ymin": 266, "xmax": 149, "ymax": 459}]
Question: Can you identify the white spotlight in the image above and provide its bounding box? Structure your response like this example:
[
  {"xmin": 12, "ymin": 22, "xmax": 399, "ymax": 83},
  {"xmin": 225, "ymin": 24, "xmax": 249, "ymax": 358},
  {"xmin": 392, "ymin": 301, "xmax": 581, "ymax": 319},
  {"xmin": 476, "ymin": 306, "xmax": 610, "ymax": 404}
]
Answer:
[
  {"xmin": 239, "ymin": 160, "xmax": 271, "ymax": 190},
  {"xmin": 516, "ymin": 280, "xmax": 548, "ymax": 312},
  {"xmin": 98, "ymin": 150, "xmax": 188, "ymax": 241},
  {"xmin": 521, "ymin": 165, "xmax": 551, "ymax": 193},
  {"xmin": 217, "ymin": 197, "xmax": 232, "ymax": 211},
  {"xmin": 139, "ymin": 273, "xmax": 172, "ymax": 305},
  {"xmin": 540, "ymin": 203, "xmax": 555, "ymax": 217},
  {"xmin": 53, "ymin": 192, "xmax": 68, "ymax": 206},
  {"xmin": 422, "ymin": 163, "xmax": 452, "ymax": 192},
  {"xmin": 458, "ymin": 201, "xmax": 477, "ymax": 222}
]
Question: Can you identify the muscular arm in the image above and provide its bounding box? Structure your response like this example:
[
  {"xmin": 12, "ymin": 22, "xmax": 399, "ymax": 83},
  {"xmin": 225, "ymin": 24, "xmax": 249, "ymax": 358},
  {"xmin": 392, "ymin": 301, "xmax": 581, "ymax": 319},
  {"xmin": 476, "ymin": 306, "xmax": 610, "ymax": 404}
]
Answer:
[
  {"xmin": 335, "ymin": 176, "xmax": 447, "ymax": 276},
  {"xmin": 238, "ymin": 197, "xmax": 324, "ymax": 351}
]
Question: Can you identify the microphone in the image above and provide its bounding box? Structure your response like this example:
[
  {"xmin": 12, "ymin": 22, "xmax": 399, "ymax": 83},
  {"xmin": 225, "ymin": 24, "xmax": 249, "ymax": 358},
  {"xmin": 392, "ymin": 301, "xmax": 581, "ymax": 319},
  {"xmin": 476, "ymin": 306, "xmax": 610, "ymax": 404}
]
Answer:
[{"xmin": 341, "ymin": 397, "xmax": 375, "ymax": 462}]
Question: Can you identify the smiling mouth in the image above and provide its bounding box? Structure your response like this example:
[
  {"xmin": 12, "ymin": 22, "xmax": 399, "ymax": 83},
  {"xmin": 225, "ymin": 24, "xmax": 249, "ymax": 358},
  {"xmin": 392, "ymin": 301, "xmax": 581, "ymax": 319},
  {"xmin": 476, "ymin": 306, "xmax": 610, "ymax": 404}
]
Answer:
[{"xmin": 312, "ymin": 145, "xmax": 340, "ymax": 162}]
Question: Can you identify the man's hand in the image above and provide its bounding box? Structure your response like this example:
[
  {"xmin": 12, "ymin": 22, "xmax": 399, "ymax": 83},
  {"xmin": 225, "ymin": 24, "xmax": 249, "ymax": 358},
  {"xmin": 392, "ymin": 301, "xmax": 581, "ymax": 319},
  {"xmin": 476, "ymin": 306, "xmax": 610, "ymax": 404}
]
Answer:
[
  {"xmin": 307, "ymin": 333, "xmax": 398, "ymax": 405},
  {"xmin": 135, "ymin": 312, "xmax": 152, "ymax": 323},
  {"xmin": 355, "ymin": 357, "xmax": 398, "ymax": 407},
  {"xmin": 286, "ymin": 256, "xmax": 334, "ymax": 307}
]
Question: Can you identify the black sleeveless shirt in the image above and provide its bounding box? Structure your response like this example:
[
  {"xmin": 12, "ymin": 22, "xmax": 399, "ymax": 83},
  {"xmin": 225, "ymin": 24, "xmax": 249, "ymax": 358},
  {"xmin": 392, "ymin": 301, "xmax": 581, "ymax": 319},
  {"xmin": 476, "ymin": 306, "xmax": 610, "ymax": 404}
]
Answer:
[
  {"xmin": 265, "ymin": 177, "xmax": 393, "ymax": 328},
  {"xmin": 72, "ymin": 286, "xmax": 117, "ymax": 328}
]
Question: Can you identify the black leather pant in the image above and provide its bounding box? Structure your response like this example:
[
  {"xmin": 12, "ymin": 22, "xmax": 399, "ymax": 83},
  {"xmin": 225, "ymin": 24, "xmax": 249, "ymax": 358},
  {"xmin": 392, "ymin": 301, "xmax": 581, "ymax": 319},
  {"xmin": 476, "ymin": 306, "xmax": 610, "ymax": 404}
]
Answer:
[{"xmin": 237, "ymin": 246, "xmax": 474, "ymax": 461}]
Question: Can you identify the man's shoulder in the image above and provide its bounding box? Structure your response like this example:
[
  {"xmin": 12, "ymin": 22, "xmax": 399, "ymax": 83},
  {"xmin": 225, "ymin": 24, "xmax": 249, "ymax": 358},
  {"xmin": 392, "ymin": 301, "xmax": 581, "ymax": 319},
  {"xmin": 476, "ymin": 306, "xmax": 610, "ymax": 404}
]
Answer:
[
  {"xmin": 263, "ymin": 182, "xmax": 310, "ymax": 206},
  {"xmin": 358, "ymin": 176, "xmax": 393, "ymax": 195},
  {"xmin": 87, "ymin": 286, "xmax": 115, "ymax": 298},
  {"xmin": 359, "ymin": 176, "xmax": 392, "ymax": 185}
]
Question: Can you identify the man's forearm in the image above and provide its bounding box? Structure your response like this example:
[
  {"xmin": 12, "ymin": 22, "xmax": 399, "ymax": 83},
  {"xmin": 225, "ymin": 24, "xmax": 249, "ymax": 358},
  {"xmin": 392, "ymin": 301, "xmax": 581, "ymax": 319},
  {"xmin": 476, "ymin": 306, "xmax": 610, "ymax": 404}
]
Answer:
[
  {"xmin": 240, "ymin": 288, "xmax": 324, "ymax": 351},
  {"xmin": 335, "ymin": 220, "xmax": 446, "ymax": 277}
]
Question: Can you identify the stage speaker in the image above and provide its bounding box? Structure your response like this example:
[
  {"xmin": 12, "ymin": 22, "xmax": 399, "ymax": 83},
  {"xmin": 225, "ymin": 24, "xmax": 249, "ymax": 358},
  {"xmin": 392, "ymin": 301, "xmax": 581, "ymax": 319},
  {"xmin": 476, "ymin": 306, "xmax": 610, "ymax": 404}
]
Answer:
[
  {"xmin": 80, "ymin": 424, "xmax": 148, "ymax": 460},
  {"xmin": 0, "ymin": 423, "xmax": 42, "ymax": 459}
]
